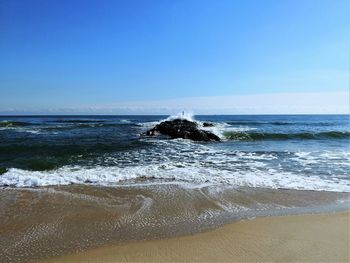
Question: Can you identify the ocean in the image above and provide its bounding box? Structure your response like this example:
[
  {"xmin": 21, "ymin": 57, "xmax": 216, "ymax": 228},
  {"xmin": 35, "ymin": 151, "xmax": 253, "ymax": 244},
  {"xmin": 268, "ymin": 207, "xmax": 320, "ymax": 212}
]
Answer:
[
  {"xmin": 0, "ymin": 114, "xmax": 349, "ymax": 190},
  {"xmin": 0, "ymin": 114, "xmax": 349, "ymax": 262}
]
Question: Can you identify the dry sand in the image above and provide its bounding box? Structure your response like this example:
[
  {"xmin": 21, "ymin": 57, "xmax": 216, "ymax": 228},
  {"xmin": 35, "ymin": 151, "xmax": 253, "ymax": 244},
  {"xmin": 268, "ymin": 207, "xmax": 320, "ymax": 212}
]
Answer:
[{"xmin": 43, "ymin": 211, "xmax": 350, "ymax": 262}]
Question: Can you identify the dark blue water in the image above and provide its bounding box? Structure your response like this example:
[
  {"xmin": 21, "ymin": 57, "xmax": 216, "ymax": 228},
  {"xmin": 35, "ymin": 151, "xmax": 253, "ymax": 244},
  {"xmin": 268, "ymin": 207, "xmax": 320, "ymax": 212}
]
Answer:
[{"xmin": 0, "ymin": 114, "xmax": 349, "ymax": 191}]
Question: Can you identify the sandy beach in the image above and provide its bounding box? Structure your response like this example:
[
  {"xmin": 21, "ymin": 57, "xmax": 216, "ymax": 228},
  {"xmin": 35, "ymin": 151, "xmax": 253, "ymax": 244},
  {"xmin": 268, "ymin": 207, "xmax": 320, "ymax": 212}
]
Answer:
[{"xmin": 43, "ymin": 211, "xmax": 350, "ymax": 262}]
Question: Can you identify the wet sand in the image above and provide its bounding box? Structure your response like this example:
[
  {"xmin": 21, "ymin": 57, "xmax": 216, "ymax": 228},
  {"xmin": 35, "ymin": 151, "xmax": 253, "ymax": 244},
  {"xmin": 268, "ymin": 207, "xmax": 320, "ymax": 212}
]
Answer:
[
  {"xmin": 44, "ymin": 211, "xmax": 350, "ymax": 262},
  {"xmin": 1, "ymin": 185, "xmax": 350, "ymax": 262}
]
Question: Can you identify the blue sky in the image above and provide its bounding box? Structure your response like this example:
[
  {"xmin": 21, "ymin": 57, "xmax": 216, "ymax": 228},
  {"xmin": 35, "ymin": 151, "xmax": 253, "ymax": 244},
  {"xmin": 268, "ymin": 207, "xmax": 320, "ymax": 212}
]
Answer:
[{"xmin": 0, "ymin": 0, "xmax": 348, "ymax": 114}]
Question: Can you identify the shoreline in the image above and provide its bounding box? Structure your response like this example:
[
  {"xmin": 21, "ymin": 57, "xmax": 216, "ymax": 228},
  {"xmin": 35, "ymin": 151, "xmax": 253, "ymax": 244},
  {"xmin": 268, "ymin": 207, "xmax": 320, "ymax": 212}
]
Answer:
[
  {"xmin": 1, "ymin": 185, "xmax": 349, "ymax": 262},
  {"xmin": 42, "ymin": 211, "xmax": 350, "ymax": 262}
]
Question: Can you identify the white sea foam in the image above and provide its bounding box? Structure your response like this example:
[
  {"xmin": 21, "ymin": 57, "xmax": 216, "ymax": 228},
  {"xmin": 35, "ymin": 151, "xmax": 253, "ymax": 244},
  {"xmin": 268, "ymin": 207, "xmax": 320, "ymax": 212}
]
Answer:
[
  {"xmin": 138, "ymin": 112, "xmax": 196, "ymax": 132},
  {"xmin": 0, "ymin": 127, "xmax": 43, "ymax": 134},
  {"xmin": 200, "ymin": 123, "xmax": 256, "ymax": 140},
  {"xmin": 165, "ymin": 111, "xmax": 195, "ymax": 121},
  {"xmin": 1, "ymin": 160, "xmax": 349, "ymax": 192},
  {"xmin": 120, "ymin": 119, "xmax": 132, "ymax": 124}
]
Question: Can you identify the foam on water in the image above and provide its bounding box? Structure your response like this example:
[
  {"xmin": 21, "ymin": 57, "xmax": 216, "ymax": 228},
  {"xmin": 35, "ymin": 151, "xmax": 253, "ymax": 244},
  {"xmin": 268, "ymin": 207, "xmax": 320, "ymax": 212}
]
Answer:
[
  {"xmin": 138, "ymin": 112, "xmax": 196, "ymax": 132},
  {"xmin": 201, "ymin": 122, "xmax": 257, "ymax": 140},
  {"xmin": 165, "ymin": 111, "xmax": 195, "ymax": 121},
  {"xmin": 0, "ymin": 126, "xmax": 44, "ymax": 134},
  {"xmin": 1, "ymin": 155, "xmax": 349, "ymax": 192}
]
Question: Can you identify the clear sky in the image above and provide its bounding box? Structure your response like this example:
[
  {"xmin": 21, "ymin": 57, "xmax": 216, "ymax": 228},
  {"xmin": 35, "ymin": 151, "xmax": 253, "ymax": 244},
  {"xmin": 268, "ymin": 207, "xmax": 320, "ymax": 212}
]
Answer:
[{"xmin": 0, "ymin": 0, "xmax": 349, "ymax": 114}]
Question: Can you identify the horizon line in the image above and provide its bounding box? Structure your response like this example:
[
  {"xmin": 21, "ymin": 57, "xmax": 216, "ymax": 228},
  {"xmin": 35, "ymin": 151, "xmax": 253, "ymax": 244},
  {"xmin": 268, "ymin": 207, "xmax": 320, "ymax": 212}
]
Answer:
[{"xmin": 1, "ymin": 113, "xmax": 349, "ymax": 117}]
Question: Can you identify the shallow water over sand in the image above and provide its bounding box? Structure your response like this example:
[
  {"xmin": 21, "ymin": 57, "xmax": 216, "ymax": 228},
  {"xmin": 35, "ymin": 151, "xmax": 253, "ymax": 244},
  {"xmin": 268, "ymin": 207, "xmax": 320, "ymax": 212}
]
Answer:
[{"xmin": 1, "ymin": 184, "xmax": 349, "ymax": 262}]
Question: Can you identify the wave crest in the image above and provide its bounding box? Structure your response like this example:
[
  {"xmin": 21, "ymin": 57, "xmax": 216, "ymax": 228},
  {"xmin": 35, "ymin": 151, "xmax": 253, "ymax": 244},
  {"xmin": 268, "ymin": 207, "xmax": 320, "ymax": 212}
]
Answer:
[
  {"xmin": 0, "ymin": 121, "xmax": 33, "ymax": 127},
  {"xmin": 223, "ymin": 131, "xmax": 350, "ymax": 141},
  {"xmin": 1, "ymin": 162, "xmax": 349, "ymax": 192}
]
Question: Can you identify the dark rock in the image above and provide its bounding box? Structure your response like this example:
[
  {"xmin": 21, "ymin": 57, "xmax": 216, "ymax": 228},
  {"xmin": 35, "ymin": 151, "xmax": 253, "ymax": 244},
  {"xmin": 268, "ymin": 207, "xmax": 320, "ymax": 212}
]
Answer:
[
  {"xmin": 202, "ymin": 122, "xmax": 215, "ymax": 127},
  {"xmin": 143, "ymin": 119, "xmax": 220, "ymax": 142}
]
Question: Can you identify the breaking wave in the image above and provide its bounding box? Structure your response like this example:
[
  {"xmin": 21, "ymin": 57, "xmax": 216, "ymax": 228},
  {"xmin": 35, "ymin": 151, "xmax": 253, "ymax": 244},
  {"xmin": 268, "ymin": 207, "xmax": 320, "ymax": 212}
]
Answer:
[
  {"xmin": 226, "ymin": 121, "xmax": 339, "ymax": 126},
  {"xmin": 223, "ymin": 131, "xmax": 350, "ymax": 141},
  {"xmin": 0, "ymin": 162, "xmax": 349, "ymax": 192},
  {"xmin": 0, "ymin": 121, "xmax": 33, "ymax": 127}
]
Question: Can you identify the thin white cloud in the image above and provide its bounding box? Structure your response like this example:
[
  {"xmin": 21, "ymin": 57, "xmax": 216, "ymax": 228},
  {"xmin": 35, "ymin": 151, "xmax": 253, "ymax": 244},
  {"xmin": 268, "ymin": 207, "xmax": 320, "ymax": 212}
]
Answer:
[{"xmin": 1, "ymin": 91, "xmax": 348, "ymax": 115}]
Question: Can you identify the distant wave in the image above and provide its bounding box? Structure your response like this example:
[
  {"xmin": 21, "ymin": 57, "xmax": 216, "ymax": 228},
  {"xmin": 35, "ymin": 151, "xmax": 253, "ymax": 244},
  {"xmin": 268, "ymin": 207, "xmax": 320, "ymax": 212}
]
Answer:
[
  {"xmin": 226, "ymin": 121, "xmax": 338, "ymax": 126},
  {"xmin": 223, "ymin": 131, "xmax": 350, "ymax": 141},
  {"xmin": 0, "ymin": 122, "xmax": 137, "ymax": 133},
  {"xmin": 48, "ymin": 119, "xmax": 108, "ymax": 123},
  {"xmin": 45, "ymin": 122, "xmax": 136, "ymax": 130},
  {"xmin": 0, "ymin": 121, "xmax": 33, "ymax": 127},
  {"xmin": 0, "ymin": 140, "xmax": 145, "ymax": 157},
  {"xmin": 42, "ymin": 123, "xmax": 117, "ymax": 130}
]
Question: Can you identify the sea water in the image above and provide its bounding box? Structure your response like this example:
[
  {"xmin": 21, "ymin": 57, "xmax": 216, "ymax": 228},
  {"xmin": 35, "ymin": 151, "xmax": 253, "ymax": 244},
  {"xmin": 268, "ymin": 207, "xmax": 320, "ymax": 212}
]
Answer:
[{"xmin": 0, "ymin": 114, "xmax": 349, "ymax": 191}]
